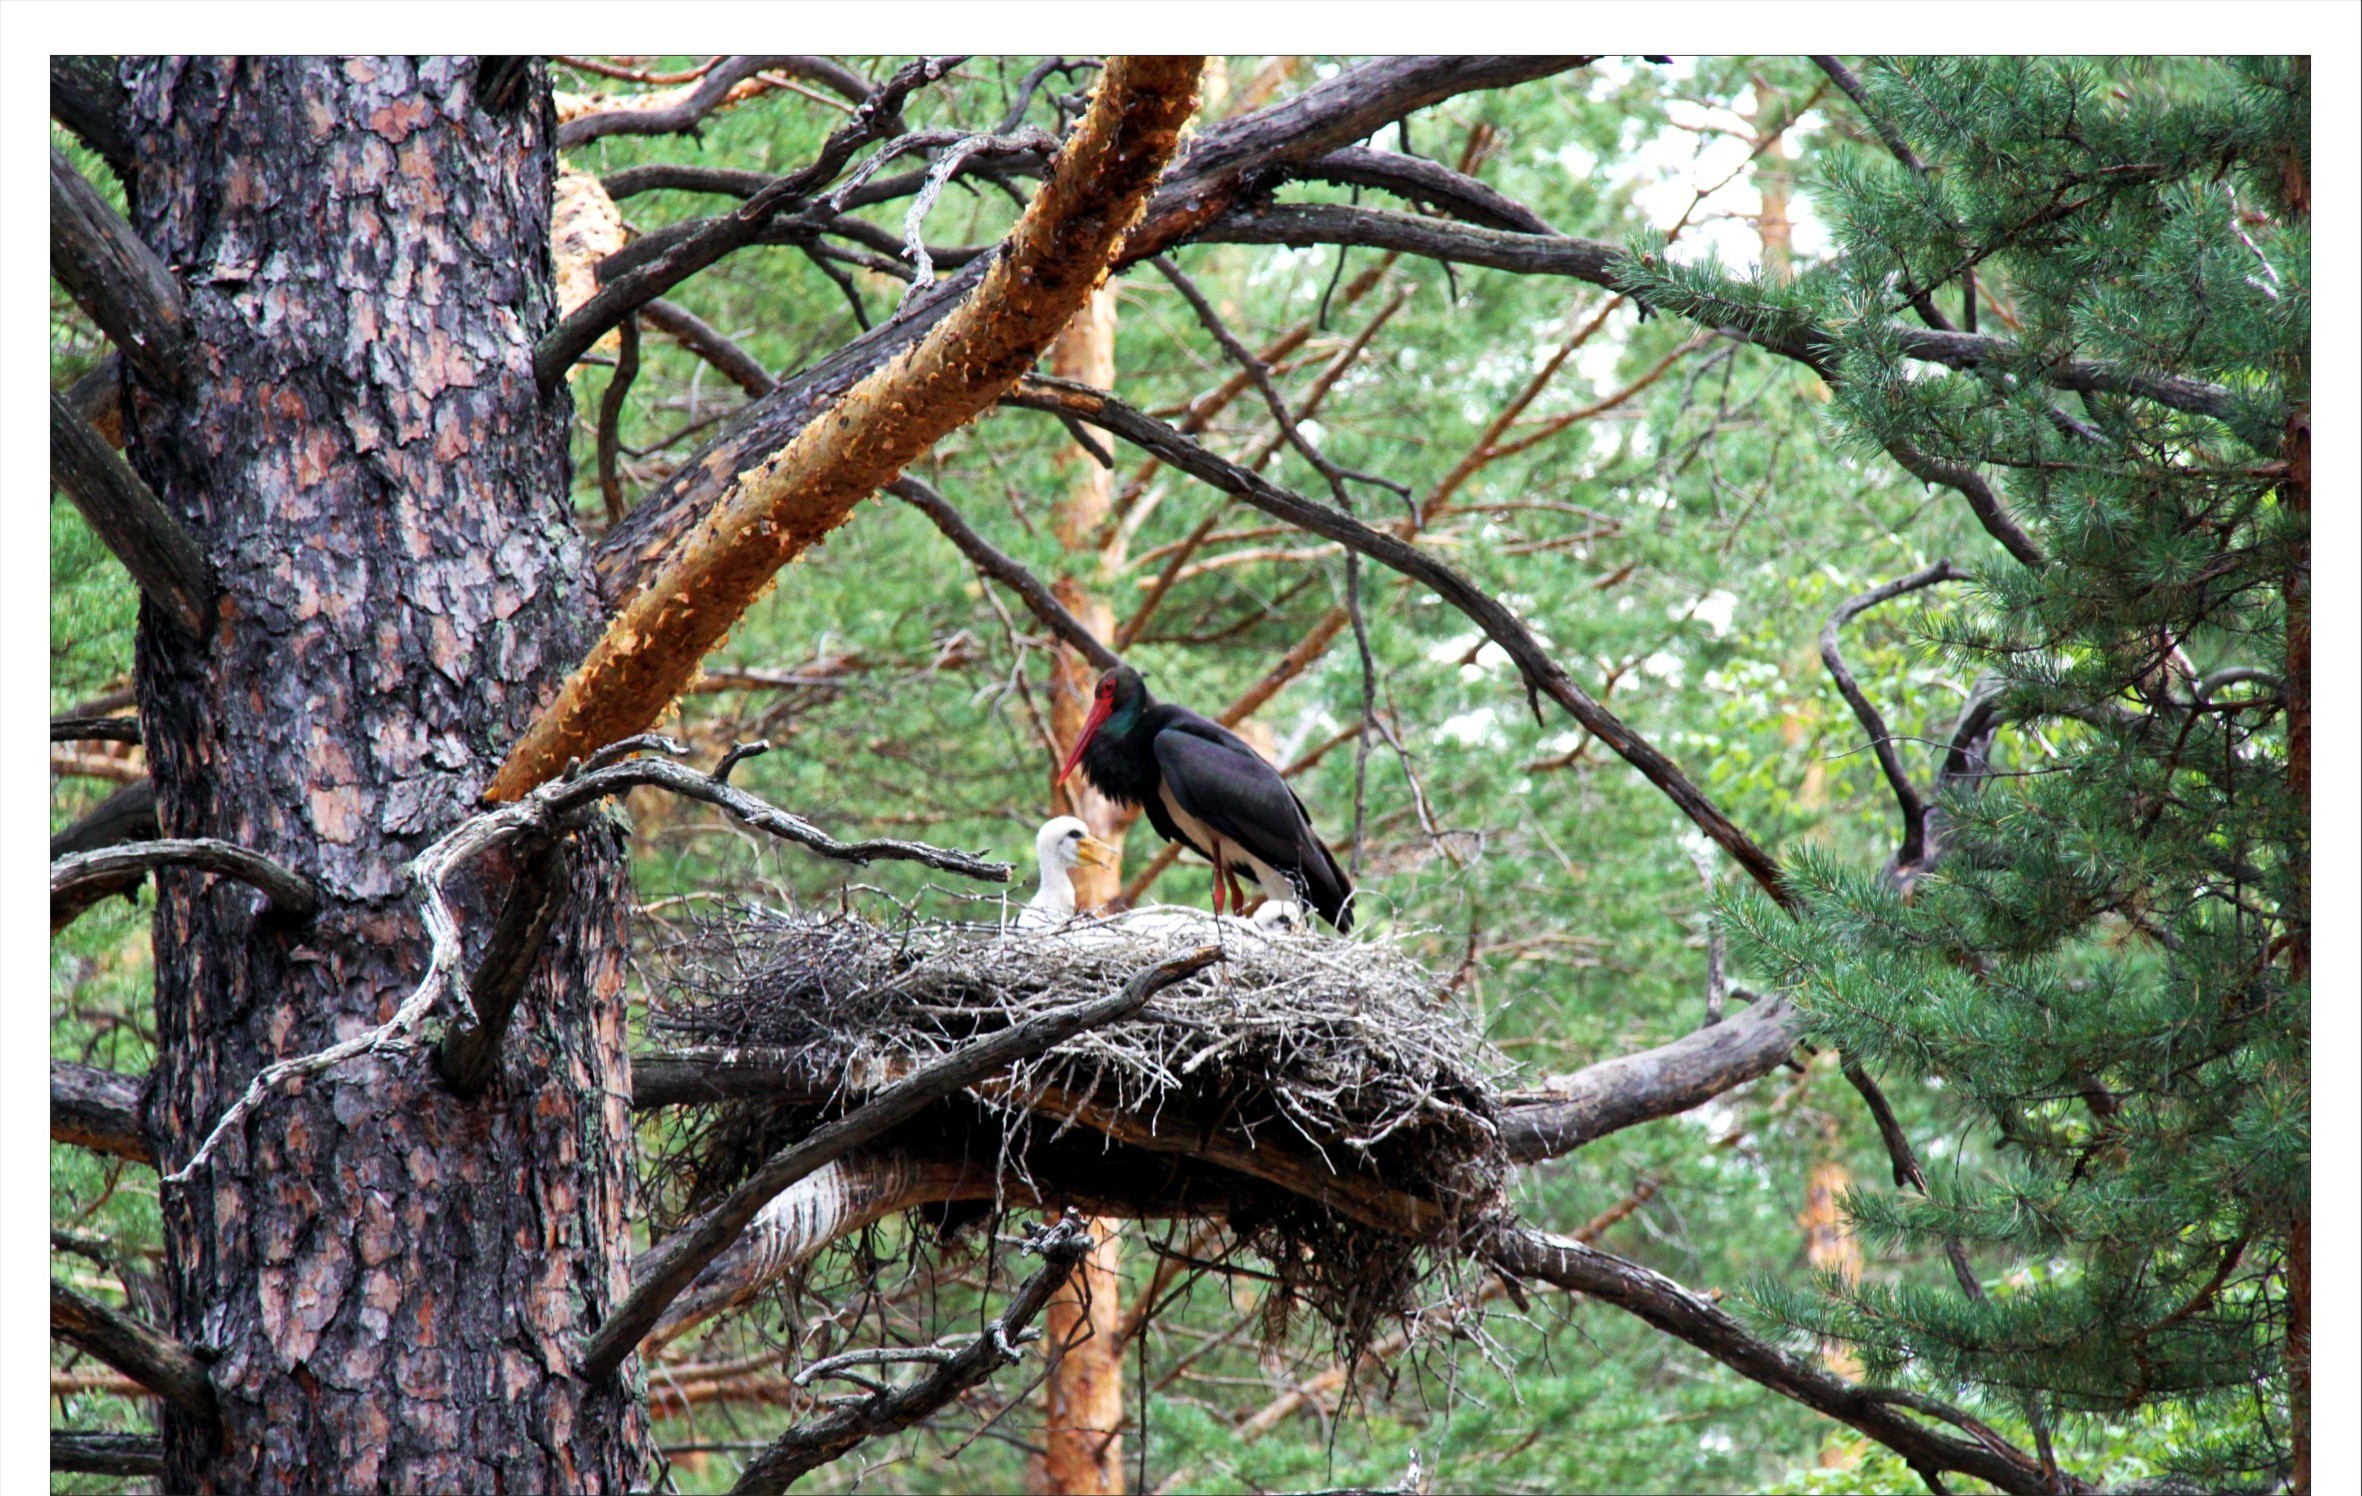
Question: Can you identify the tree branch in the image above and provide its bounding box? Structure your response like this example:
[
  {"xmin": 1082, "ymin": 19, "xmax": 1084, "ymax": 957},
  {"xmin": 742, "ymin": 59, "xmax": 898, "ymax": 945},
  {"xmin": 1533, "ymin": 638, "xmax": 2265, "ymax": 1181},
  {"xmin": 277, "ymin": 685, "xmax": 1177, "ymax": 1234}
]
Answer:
[
  {"xmin": 435, "ymin": 835, "xmax": 571, "ymax": 1099},
  {"xmin": 53, "ymin": 837, "xmax": 317, "ymax": 933},
  {"xmin": 1004, "ymin": 375, "xmax": 1795, "ymax": 910},
  {"xmin": 494, "ymin": 56, "xmax": 1204, "ymax": 799},
  {"xmin": 1198, "ymin": 202, "xmax": 2241, "ymax": 425},
  {"xmin": 1820, "ymin": 561, "xmax": 1970, "ymax": 869},
  {"xmin": 581, "ymin": 947, "xmax": 1220, "ymax": 1379},
  {"xmin": 50, "ymin": 392, "xmax": 216, "ymax": 637},
  {"xmin": 890, "ymin": 477, "xmax": 1121, "ymax": 671},
  {"xmin": 536, "ymin": 56, "xmax": 965, "ymax": 386},
  {"xmin": 1489, "ymin": 1228, "xmax": 2080, "ymax": 1496},
  {"xmin": 50, "ymin": 1432, "xmax": 164, "ymax": 1478},
  {"xmin": 590, "ymin": 56, "xmax": 1589, "ymax": 608},
  {"xmin": 727, "ymin": 1213, "xmax": 1098, "ymax": 1494},
  {"xmin": 1497, "ymin": 997, "xmax": 1801, "ymax": 1162},
  {"xmin": 51, "ymin": 57, "xmax": 136, "ymax": 181},
  {"xmin": 594, "ymin": 313, "xmax": 641, "ymax": 527},
  {"xmin": 51, "ymin": 1060, "xmax": 150, "ymax": 1164},
  {"xmin": 1881, "ymin": 439, "xmax": 2045, "ymax": 569},
  {"xmin": 51, "ymin": 714, "xmax": 140, "ymax": 744},
  {"xmin": 49, "ymin": 146, "xmax": 189, "ymax": 395},
  {"xmin": 1296, "ymin": 145, "xmax": 1557, "ymax": 234},
  {"xmin": 558, "ymin": 57, "xmax": 869, "ymax": 149},
  {"xmin": 51, "ymin": 1280, "xmax": 220, "ymax": 1430},
  {"xmin": 642, "ymin": 297, "xmax": 777, "ymax": 396}
]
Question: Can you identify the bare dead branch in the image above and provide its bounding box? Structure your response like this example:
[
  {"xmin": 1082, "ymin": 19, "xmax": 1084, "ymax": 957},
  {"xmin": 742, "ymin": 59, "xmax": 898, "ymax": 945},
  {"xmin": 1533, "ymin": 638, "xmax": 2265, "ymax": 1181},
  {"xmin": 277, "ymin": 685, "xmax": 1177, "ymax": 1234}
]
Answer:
[
  {"xmin": 50, "ymin": 778, "xmax": 156, "ymax": 860},
  {"xmin": 51, "ymin": 57, "xmax": 136, "ymax": 180},
  {"xmin": 49, "ymin": 146, "xmax": 189, "ymax": 395},
  {"xmin": 1200, "ymin": 202, "xmax": 2241, "ymax": 426},
  {"xmin": 727, "ymin": 1213, "xmax": 1098, "ymax": 1493},
  {"xmin": 558, "ymin": 57, "xmax": 869, "ymax": 148},
  {"xmin": 1490, "ymin": 1228, "xmax": 2078, "ymax": 1496},
  {"xmin": 51, "ymin": 1060, "xmax": 150, "ymax": 1164},
  {"xmin": 582, "ymin": 947, "xmax": 1221, "ymax": 1379},
  {"xmin": 50, "ymin": 392, "xmax": 215, "ymax": 637},
  {"xmin": 53, "ymin": 838, "xmax": 317, "ymax": 933},
  {"xmin": 1497, "ymin": 997, "xmax": 1800, "ymax": 1161},
  {"xmin": 495, "ymin": 56, "xmax": 1204, "ymax": 799},
  {"xmin": 51, "ymin": 1431, "xmax": 164, "ymax": 1478},
  {"xmin": 1005, "ymin": 375, "xmax": 1796, "ymax": 910},
  {"xmin": 536, "ymin": 57, "xmax": 965, "ymax": 386},
  {"xmin": 642, "ymin": 297, "xmax": 777, "ymax": 396},
  {"xmin": 51, "ymin": 1279, "xmax": 220, "ymax": 1430},
  {"xmin": 65, "ymin": 351, "xmax": 123, "ymax": 445},
  {"xmin": 595, "ymin": 313, "xmax": 641, "ymax": 527},
  {"xmin": 1820, "ymin": 560, "xmax": 1970, "ymax": 867},
  {"xmin": 592, "ymin": 56, "xmax": 1587, "ymax": 607},
  {"xmin": 436, "ymin": 836, "xmax": 572, "ymax": 1099},
  {"xmin": 890, "ymin": 477, "xmax": 1122, "ymax": 670},
  {"xmin": 51, "ymin": 714, "xmax": 140, "ymax": 744},
  {"xmin": 1298, "ymin": 146, "xmax": 1557, "ymax": 233}
]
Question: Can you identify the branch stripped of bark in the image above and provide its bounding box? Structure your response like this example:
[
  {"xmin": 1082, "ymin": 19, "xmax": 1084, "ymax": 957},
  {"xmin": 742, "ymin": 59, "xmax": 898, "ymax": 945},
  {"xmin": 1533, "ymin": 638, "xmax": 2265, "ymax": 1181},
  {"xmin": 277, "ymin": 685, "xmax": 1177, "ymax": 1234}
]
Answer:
[
  {"xmin": 1006, "ymin": 375, "xmax": 1795, "ymax": 909},
  {"xmin": 51, "ymin": 1279, "xmax": 220, "ymax": 1430},
  {"xmin": 492, "ymin": 56, "xmax": 1204, "ymax": 800},
  {"xmin": 50, "ymin": 392, "xmax": 215, "ymax": 637},
  {"xmin": 591, "ymin": 56, "xmax": 1589, "ymax": 606},
  {"xmin": 52, "ymin": 838, "xmax": 317, "ymax": 934},
  {"xmin": 890, "ymin": 476, "xmax": 1122, "ymax": 671},
  {"xmin": 49, "ymin": 147, "xmax": 189, "ymax": 395},
  {"xmin": 1491, "ymin": 1229, "xmax": 2078, "ymax": 1496},
  {"xmin": 582, "ymin": 947, "xmax": 1220, "ymax": 1379},
  {"xmin": 52, "ymin": 1060, "xmax": 151, "ymax": 1164},
  {"xmin": 727, "ymin": 1213, "xmax": 1097, "ymax": 1494},
  {"xmin": 1820, "ymin": 561, "xmax": 1970, "ymax": 869}
]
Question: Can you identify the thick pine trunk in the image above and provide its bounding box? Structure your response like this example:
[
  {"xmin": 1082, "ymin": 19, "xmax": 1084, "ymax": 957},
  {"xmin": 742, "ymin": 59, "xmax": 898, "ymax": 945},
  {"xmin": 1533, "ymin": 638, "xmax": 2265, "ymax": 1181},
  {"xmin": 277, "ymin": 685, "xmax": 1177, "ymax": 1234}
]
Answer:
[{"xmin": 120, "ymin": 57, "xmax": 647, "ymax": 1492}]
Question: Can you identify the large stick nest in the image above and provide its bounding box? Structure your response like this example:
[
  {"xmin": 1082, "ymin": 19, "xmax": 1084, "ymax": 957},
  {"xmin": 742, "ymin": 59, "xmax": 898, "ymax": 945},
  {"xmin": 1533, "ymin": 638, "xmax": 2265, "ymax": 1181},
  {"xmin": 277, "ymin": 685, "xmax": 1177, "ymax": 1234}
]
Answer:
[{"xmin": 642, "ymin": 900, "xmax": 1512, "ymax": 1353}]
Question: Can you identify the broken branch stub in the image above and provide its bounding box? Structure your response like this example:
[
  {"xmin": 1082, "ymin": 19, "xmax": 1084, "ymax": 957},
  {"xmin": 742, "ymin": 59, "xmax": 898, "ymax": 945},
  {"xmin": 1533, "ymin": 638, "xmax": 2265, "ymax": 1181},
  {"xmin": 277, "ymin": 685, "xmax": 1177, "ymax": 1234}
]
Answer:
[{"xmin": 486, "ymin": 55, "xmax": 1204, "ymax": 802}]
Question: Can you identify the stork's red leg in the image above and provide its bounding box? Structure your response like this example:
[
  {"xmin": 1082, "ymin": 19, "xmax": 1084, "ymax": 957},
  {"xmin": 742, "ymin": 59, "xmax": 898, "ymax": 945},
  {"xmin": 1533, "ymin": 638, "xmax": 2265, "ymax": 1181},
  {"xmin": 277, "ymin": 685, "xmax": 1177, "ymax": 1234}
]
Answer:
[
  {"xmin": 1226, "ymin": 864, "xmax": 1250, "ymax": 913},
  {"xmin": 1208, "ymin": 837, "xmax": 1228, "ymax": 916}
]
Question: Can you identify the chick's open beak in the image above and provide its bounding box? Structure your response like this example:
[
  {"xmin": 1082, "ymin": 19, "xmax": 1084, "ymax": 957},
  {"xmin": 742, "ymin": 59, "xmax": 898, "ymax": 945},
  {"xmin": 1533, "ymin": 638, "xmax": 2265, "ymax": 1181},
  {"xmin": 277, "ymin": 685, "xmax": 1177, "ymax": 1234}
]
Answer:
[{"xmin": 1075, "ymin": 834, "xmax": 1119, "ymax": 870}]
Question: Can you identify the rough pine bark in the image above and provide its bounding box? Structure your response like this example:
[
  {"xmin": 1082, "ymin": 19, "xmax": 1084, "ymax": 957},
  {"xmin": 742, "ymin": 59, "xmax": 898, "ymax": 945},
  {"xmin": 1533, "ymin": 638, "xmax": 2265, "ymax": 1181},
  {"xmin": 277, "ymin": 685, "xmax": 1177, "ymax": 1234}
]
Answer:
[{"xmin": 120, "ymin": 57, "xmax": 648, "ymax": 1492}]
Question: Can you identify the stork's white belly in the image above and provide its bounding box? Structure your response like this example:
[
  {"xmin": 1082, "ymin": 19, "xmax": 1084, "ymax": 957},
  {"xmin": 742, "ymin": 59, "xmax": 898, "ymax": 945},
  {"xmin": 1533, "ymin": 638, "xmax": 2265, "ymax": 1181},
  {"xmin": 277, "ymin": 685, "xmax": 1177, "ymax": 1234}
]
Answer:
[{"xmin": 1156, "ymin": 783, "xmax": 1299, "ymax": 905}]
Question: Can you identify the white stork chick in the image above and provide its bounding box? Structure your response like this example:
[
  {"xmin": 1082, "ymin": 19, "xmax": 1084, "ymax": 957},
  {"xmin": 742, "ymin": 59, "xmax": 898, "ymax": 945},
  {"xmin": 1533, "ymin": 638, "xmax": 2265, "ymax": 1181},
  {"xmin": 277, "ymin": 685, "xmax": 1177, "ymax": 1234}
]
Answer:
[{"xmin": 1022, "ymin": 816, "xmax": 1120, "ymax": 928}]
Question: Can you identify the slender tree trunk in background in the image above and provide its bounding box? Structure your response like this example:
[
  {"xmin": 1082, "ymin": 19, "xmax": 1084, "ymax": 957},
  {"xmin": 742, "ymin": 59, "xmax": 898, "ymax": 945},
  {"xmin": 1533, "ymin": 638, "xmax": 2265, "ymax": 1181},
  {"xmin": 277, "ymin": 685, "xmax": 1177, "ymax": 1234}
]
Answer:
[
  {"xmin": 122, "ymin": 57, "xmax": 647, "ymax": 1492},
  {"xmin": 1038, "ymin": 284, "xmax": 1130, "ymax": 1495}
]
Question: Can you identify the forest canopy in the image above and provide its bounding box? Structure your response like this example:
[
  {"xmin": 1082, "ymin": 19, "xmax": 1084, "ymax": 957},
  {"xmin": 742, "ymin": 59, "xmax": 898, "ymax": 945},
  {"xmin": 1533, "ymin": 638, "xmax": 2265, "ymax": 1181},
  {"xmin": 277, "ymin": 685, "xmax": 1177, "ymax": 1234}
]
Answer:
[{"xmin": 46, "ymin": 52, "xmax": 2314, "ymax": 1496}]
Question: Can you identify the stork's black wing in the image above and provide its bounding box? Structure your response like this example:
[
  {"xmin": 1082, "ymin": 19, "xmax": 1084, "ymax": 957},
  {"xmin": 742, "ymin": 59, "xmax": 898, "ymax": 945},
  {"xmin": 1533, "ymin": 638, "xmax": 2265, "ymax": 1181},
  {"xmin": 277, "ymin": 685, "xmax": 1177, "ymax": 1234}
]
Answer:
[{"xmin": 1151, "ymin": 714, "xmax": 1354, "ymax": 930}]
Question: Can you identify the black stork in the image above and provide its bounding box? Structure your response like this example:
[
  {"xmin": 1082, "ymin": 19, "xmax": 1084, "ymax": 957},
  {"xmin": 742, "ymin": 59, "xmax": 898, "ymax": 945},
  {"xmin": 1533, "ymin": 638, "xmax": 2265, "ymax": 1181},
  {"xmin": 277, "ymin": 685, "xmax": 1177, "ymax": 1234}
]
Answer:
[{"xmin": 1056, "ymin": 666, "xmax": 1355, "ymax": 931}]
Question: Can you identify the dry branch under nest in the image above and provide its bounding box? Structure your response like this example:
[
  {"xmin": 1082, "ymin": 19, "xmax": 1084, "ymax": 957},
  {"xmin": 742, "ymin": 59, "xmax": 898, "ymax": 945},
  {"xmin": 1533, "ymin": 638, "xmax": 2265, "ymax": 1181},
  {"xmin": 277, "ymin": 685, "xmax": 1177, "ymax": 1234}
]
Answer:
[{"xmin": 644, "ymin": 902, "xmax": 1512, "ymax": 1356}]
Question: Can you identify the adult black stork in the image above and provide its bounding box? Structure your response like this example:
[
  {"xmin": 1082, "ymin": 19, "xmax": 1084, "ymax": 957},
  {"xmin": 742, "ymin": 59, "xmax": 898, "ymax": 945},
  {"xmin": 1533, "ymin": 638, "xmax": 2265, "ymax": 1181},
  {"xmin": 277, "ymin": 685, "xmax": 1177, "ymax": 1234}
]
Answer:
[{"xmin": 1057, "ymin": 666, "xmax": 1355, "ymax": 931}]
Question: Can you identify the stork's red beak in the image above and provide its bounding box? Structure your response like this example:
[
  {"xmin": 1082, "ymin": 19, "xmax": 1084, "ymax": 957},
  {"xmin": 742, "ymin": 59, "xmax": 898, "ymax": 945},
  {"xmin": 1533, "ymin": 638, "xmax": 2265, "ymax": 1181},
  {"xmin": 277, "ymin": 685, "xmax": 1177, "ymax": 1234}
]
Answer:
[{"xmin": 1056, "ymin": 694, "xmax": 1113, "ymax": 785}]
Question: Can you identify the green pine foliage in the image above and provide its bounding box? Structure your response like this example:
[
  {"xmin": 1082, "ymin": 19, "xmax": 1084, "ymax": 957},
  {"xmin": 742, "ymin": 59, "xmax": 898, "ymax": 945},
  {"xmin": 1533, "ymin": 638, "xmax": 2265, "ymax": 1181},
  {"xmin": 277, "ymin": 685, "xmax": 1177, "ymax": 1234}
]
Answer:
[{"xmin": 1718, "ymin": 58, "xmax": 2307, "ymax": 1491}]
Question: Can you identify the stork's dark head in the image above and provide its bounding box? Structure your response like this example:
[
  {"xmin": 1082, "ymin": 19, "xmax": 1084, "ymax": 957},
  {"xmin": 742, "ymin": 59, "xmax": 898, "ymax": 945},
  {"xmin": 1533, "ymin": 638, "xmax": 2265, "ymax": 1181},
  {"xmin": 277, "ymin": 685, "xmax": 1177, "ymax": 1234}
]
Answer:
[{"xmin": 1057, "ymin": 665, "xmax": 1150, "ymax": 784}]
